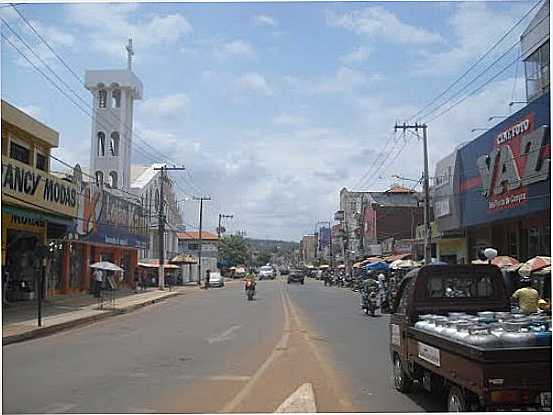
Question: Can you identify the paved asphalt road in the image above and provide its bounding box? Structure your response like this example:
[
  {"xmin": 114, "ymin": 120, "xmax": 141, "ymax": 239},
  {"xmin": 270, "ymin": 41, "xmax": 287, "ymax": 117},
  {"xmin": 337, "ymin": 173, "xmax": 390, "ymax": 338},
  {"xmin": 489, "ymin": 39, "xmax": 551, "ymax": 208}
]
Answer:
[{"xmin": 3, "ymin": 277, "xmax": 444, "ymax": 413}]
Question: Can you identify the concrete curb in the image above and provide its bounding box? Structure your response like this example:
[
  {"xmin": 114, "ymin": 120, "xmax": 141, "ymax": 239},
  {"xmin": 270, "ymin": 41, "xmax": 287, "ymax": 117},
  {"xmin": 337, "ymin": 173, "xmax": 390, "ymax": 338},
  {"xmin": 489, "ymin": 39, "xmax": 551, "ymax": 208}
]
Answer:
[
  {"xmin": 275, "ymin": 383, "xmax": 317, "ymax": 413},
  {"xmin": 3, "ymin": 291, "xmax": 184, "ymax": 346}
]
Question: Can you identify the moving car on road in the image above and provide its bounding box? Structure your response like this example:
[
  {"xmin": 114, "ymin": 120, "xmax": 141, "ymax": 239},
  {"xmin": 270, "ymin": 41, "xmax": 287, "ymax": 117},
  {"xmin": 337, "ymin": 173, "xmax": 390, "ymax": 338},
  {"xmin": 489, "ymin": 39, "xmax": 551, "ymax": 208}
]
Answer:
[
  {"xmin": 287, "ymin": 269, "xmax": 305, "ymax": 285},
  {"xmin": 208, "ymin": 272, "xmax": 225, "ymax": 287},
  {"xmin": 259, "ymin": 265, "xmax": 276, "ymax": 280}
]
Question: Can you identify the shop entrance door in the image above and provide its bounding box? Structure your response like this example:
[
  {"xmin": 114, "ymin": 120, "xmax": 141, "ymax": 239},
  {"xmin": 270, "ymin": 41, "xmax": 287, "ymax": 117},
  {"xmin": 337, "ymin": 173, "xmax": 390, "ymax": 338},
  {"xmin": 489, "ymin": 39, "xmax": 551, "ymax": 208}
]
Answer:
[{"xmin": 5, "ymin": 230, "xmax": 40, "ymax": 302}]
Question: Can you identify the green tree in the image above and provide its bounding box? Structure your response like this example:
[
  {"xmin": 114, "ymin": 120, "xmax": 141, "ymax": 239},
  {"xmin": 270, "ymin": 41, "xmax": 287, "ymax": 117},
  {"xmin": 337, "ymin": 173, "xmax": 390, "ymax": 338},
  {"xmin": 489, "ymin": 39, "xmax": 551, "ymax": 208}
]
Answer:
[
  {"xmin": 255, "ymin": 252, "xmax": 272, "ymax": 267},
  {"xmin": 220, "ymin": 235, "xmax": 249, "ymax": 267}
]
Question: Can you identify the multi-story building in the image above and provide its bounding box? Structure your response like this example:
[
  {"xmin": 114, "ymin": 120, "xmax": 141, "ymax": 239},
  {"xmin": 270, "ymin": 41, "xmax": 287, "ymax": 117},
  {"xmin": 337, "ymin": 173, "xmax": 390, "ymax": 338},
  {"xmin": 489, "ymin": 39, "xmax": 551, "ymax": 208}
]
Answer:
[
  {"xmin": 362, "ymin": 186, "xmax": 424, "ymax": 256},
  {"xmin": 432, "ymin": 2, "xmax": 550, "ymax": 262},
  {"xmin": 177, "ymin": 231, "xmax": 219, "ymax": 282},
  {"xmin": 300, "ymin": 234, "xmax": 317, "ymax": 265},
  {"xmin": 1, "ymin": 100, "xmax": 78, "ymax": 300},
  {"xmin": 131, "ymin": 164, "xmax": 182, "ymax": 263}
]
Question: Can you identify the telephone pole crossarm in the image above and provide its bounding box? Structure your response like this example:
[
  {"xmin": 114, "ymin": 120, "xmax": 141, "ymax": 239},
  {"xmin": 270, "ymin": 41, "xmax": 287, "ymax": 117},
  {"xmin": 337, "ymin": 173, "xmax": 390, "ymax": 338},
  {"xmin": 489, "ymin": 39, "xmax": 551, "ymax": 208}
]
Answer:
[{"xmin": 392, "ymin": 122, "xmax": 432, "ymax": 265}]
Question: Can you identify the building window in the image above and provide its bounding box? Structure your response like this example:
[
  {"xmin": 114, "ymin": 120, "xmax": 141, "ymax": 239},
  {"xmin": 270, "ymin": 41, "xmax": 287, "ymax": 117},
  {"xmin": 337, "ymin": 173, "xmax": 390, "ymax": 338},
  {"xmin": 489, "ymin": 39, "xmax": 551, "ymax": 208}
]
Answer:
[
  {"xmin": 110, "ymin": 132, "xmax": 119, "ymax": 156},
  {"xmin": 97, "ymin": 132, "xmax": 105, "ymax": 157},
  {"xmin": 109, "ymin": 171, "xmax": 118, "ymax": 189},
  {"xmin": 95, "ymin": 171, "xmax": 104, "ymax": 186},
  {"xmin": 525, "ymin": 40, "xmax": 550, "ymax": 101},
  {"xmin": 9, "ymin": 141, "xmax": 31, "ymax": 164},
  {"xmin": 36, "ymin": 152, "xmax": 47, "ymax": 171},
  {"xmin": 112, "ymin": 89, "xmax": 121, "ymax": 108},
  {"xmin": 98, "ymin": 89, "xmax": 107, "ymax": 108}
]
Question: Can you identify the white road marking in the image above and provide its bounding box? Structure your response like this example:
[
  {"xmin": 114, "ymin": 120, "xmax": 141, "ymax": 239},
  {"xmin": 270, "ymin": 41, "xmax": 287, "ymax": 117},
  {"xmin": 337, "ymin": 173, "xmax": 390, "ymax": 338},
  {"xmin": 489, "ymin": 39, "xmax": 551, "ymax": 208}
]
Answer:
[
  {"xmin": 206, "ymin": 324, "xmax": 242, "ymax": 344},
  {"xmin": 222, "ymin": 286, "xmax": 291, "ymax": 413},
  {"xmin": 275, "ymin": 383, "xmax": 317, "ymax": 413},
  {"xmin": 41, "ymin": 403, "xmax": 77, "ymax": 414}
]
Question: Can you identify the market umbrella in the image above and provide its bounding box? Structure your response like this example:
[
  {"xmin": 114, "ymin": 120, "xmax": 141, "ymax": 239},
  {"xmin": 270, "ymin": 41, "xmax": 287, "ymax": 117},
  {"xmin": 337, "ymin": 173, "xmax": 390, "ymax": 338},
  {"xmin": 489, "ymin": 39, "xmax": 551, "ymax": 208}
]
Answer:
[
  {"xmin": 518, "ymin": 256, "xmax": 551, "ymax": 277},
  {"xmin": 390, "ymin": 259, "xmax": 417, "ymax": 269},
  {"xmin": 491, "ymin": 256, "xmax": 520, "ymax": 268},
  {"xmin": 363, "ymin": 261, "xmax": 389, "ymax": 271},
  {"xmin": 90, "ymin": 261, "xmax": 124, "ymax": 272},
  {"xmin": 531, "ymin": 265, "xmax": 551, "ymax": 276}
]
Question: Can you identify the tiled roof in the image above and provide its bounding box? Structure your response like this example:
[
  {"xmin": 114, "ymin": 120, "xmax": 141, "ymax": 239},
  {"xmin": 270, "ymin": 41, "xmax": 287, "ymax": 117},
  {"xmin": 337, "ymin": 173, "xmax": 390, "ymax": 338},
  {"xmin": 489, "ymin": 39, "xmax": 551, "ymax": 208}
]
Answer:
[{"xmin": 177, "ymin": 231, "xmax": 219, "ymax": 241}]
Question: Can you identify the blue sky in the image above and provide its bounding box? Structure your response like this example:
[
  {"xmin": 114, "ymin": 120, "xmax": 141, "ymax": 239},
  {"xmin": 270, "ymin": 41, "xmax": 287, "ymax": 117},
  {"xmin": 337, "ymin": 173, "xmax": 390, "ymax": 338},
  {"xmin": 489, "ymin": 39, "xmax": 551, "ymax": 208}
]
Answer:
[{"xmin": 1, "ymin": 1, "xmax": 538, "ymax": 240}]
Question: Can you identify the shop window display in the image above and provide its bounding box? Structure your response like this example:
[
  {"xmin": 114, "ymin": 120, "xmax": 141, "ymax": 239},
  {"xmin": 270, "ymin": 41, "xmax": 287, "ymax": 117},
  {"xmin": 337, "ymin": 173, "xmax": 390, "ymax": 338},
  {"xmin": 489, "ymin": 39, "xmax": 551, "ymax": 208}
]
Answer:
[
  {"xmin": 46, "ymin": 245, "xmax": 64, "ymax": 294},
  {"xmin": 5, "ymin": 230, "xmax": 41, "ymax": 301}
]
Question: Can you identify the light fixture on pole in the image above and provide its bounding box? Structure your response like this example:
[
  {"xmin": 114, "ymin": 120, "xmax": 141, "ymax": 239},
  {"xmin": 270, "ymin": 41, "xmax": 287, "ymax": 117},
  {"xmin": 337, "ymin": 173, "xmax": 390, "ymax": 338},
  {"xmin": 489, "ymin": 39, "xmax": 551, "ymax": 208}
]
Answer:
[{"xmin": 471, "ymin": 128, "xmax": 488, "ymax": 133}]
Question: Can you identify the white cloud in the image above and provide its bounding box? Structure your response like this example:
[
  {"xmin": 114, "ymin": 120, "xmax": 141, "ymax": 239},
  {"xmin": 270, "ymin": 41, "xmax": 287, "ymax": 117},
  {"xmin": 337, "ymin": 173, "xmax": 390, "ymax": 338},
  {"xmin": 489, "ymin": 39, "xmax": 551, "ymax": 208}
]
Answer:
[
  {"xmin": 273, "ymin": 113, "xmax": 308, "ymax": 127},
  {"xmin": 233, "ymin": 72, "xmax": 273, "ymax": 96},
  {"xmin": 137, "ymin": 94, "xmax": 190, "ymax": 120},
  {"xmin": 289, "ymin": 66, "xmax": 382, "ymax": 95},
  {"xmin": 65, "ymin": 4, "xmax": 192, "ymax": 57},
  {"xmin": 340, "ymin": 46, "xmax": 371, "ymax": 64},
  {"xmin": 327, "ymin": 6, "xmax": 443, "ymax": 44},
  {"xmin": 253, "ymin": 14, "xmax": 278, "ymax": 27},
  {"xmin": 413, "ymin": 2, "xmax": 524, "ymax": 76},
  {"xmin": 222, "ymin": 40, "xmax": 255, "ymax": 57}
]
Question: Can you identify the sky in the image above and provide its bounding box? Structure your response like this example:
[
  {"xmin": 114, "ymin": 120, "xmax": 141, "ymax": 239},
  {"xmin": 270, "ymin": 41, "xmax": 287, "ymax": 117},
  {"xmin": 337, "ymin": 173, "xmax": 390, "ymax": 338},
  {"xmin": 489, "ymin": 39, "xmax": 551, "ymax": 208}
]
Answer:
[{"xmin": 1, "ymin": 0, "xmax": 541, "ymax": 241}]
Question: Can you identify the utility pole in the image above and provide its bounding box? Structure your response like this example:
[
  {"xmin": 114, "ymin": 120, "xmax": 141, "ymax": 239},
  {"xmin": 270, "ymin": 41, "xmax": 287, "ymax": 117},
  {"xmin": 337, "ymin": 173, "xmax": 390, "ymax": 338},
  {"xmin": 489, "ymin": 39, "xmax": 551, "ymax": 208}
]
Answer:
[
  {"xmin": 217, "ymin": 214, "xmax": 234, "ymax": 239},
  {"xmin": 154, "ymin": 165, "xmax": 186, "ymax": 289},
  {"xmin": 394, "ymin": 122, "xmax": 432, "ymax": 264},
  {"xmin": 193, "ymin": 196, "xmax": 211, "ymax": 288}
]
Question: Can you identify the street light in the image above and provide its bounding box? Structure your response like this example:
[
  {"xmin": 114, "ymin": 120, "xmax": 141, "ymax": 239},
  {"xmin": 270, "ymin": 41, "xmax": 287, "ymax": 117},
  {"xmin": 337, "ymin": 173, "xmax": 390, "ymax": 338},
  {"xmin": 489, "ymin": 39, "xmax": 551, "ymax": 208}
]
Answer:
[
  {"xmin": 471, "ymin": 128, "xmax": 488, "ymax": 133},
  {"xmin": 488, "ymin": 116, "xmax": 508, "ymax": 122},
  {"xmin": 509, "ymin": 101, "xmax": 527, "ymax": 108}
]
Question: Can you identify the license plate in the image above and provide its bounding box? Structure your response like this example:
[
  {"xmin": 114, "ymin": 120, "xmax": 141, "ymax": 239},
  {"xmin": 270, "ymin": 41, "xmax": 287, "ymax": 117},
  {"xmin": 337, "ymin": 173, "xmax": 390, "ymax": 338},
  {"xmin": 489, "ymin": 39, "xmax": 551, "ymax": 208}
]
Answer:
[{"xmin": 540, "ymin": 392, "xmax": 551, "ymax": 409}]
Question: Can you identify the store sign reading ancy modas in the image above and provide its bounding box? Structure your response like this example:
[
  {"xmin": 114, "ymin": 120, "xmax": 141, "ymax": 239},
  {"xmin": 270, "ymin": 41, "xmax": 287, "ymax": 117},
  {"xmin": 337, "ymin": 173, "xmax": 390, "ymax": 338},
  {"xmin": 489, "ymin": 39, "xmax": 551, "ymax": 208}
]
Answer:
[
  {"xmin": 476, "ymin": 116, "xmax": 550, "ymax": 210},
  {"xmin": 1, "ymin": 155, "xmax": 78, "ymax": 217}
]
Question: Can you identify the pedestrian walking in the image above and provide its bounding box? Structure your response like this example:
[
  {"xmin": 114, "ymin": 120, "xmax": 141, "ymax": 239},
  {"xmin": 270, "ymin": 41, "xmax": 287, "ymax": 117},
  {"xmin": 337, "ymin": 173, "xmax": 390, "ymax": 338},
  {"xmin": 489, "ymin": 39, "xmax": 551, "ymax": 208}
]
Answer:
[{"xmin": 205, "ymin": 269, "xmax": 211, "ymax": 289}]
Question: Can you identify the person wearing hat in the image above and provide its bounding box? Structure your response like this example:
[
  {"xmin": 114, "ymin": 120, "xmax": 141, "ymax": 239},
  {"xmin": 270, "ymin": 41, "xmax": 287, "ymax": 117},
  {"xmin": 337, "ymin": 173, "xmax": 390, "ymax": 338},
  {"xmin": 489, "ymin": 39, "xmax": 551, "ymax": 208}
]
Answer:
[{"xmin": 512, "ymin": 277, "xmax": 540, "ymax": 314}]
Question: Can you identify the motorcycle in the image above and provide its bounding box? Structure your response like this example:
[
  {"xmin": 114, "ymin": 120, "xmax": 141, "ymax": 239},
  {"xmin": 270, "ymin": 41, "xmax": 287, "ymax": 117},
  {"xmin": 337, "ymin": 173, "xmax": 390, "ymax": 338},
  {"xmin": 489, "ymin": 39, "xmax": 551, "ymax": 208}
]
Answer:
[
  {"xmin": 245, "ymin": 280, "xmax": 255, "ymax": 301},
  {"xmin": 361, "ymin": 290, "xmax": 378, "ymax": 316},
  {"xmin": 337, "ymin": 275, "xmax": 345, "ymax": 287}
]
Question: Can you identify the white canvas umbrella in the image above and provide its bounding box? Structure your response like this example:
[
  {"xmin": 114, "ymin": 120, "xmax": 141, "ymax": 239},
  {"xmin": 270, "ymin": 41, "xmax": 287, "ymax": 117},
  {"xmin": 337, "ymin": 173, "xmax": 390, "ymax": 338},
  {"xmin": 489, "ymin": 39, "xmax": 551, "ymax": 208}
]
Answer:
[{"xmin": 90, "ymin": 261, "xmax": 124, "ymax": 272}]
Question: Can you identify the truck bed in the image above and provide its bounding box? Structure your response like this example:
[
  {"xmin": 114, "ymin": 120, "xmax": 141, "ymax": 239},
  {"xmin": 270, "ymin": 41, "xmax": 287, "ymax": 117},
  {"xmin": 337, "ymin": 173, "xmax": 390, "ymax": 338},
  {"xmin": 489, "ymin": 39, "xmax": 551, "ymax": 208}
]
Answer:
[
  {"xmin": 408, "ymin": 327, "xmax": 552, "ymax": 363},
  {"xmin": 407, "ymin": 327, "xmax": 551, "ymax": 400}
]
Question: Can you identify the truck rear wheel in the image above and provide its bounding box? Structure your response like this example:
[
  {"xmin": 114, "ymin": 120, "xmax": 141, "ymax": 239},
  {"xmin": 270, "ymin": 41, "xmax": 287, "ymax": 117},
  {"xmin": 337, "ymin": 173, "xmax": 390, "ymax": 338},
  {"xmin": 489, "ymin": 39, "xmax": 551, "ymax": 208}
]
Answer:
[
  {"xmin": 447, "ymin": 386, "xmax": 468, "ymax": 412},
  {"xmin": 392, "ymin": 355, "xmax": 412, "ymax": 393}
]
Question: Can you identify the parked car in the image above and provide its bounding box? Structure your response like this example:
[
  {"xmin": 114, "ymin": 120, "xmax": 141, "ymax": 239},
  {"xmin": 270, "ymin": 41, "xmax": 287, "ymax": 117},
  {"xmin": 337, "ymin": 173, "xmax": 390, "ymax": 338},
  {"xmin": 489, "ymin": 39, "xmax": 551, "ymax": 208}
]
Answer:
[
  {"xmin": 279, "ymin": 267, "xmax": 290, "ymax": 275},
  {"xmin": 208, "ymin": 271, "xmax": 225, "ymax": 287},
  {"xmin": 259, "ymin": 265, "xmax": 276, "ymax": 280},
  {"xmin": 287, "ymin": 269, "xmax": 305, "ymax": 284}
]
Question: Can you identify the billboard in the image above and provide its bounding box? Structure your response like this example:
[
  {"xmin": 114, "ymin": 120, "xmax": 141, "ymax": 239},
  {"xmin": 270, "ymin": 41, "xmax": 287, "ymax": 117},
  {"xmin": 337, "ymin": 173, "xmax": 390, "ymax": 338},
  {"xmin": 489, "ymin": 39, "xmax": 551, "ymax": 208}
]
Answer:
[
  {"xmin": 67, "ymin": 166, "xmax": 147, "ymax": 249},
  {"xmin": 319, "ymin": 227, "xmax": 330, "ymax": 249},
  {"xmin": 458, "ymin": 93, "xmax": 550, "ymax": 227}
]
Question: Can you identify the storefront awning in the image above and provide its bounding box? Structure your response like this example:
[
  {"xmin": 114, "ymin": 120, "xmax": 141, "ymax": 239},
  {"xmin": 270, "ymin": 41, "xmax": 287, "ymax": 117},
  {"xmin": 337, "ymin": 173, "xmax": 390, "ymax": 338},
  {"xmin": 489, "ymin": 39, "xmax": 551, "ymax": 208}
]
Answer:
[
  {"xmin": 2, "ymin": 204, "xmax": 74, "ymax": 226},
  {"xmin": 138, "ymin": 261, "xmax": 180, "ymax": 269}
]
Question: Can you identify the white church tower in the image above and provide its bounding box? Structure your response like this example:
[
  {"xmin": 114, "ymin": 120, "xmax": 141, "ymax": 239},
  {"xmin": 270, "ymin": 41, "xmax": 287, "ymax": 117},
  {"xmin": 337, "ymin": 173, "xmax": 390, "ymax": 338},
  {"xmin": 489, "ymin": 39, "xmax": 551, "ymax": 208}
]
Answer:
[{"xmin": 85, "ymin": 39, "xmax": 143, "ymax": 191}]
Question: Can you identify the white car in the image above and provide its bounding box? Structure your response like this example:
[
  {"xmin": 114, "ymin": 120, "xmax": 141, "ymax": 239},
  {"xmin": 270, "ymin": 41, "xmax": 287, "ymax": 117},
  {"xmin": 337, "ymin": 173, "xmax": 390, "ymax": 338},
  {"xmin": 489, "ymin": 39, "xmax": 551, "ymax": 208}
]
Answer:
[
  {"xmin": 258, "ymin": 266, "xmax": 275, "ymax": 280},
  {"xmin": 209, "ymin": 272, "xmax": 225, "ymax": 287}
]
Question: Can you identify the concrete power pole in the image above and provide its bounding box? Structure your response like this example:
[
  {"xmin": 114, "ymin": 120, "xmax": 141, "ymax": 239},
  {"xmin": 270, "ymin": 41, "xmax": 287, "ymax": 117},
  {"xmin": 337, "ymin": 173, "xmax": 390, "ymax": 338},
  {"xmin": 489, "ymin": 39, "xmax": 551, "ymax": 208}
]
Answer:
[
  {"xmin": 154, "ymin": 165, "xmax": 186, "ymax": 290},
  {"xmin": 394, "ymin": 123, "xmax": 432, "ymax": 264},
  {"xmin": 218, "ymin": 214, "xmax": 233, "ymax": 239},
  {"xmin": 193, "ymin": 196, "xmax": 211, "ymax": 288}
]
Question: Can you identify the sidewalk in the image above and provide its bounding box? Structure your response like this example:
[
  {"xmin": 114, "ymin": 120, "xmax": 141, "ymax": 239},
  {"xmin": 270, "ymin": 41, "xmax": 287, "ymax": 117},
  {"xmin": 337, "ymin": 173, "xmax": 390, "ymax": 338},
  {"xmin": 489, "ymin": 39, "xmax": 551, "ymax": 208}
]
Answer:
[{"xmin": 2, "ymin": 283, "xmax": 201, "ymax": 346}]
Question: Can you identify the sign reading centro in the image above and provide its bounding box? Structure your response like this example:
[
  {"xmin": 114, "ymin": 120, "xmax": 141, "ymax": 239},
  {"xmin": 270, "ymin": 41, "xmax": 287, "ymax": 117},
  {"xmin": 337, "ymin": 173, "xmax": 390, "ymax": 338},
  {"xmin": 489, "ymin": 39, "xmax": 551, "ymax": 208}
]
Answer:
[{"xmin": 1, "ymin": 155, "xmax": 78, "ymax": 218}]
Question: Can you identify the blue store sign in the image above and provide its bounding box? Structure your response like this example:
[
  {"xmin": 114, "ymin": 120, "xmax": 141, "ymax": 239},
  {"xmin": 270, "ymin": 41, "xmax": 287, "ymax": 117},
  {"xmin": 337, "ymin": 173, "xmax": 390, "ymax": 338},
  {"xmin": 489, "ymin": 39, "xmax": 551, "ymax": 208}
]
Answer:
[{"xmin": 458, "ymin": 93, "xmax": 550, "ymax": 227}]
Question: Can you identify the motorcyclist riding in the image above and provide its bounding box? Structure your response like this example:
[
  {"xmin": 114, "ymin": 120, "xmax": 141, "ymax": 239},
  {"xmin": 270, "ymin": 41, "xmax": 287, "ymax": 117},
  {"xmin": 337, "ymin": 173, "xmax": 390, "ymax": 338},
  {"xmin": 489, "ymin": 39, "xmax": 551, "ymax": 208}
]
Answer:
[{"xmin": 244, "ymin": 270, "xmax": 256, "ymax": 300}]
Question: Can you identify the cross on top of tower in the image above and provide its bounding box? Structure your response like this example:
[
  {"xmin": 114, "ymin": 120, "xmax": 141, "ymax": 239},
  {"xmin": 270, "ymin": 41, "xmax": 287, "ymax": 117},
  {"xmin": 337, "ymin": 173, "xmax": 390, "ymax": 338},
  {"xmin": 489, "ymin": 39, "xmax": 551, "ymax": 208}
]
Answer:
[{"xmin": 126, "ymin": 38, "xmax": 134, "ymax": 70}]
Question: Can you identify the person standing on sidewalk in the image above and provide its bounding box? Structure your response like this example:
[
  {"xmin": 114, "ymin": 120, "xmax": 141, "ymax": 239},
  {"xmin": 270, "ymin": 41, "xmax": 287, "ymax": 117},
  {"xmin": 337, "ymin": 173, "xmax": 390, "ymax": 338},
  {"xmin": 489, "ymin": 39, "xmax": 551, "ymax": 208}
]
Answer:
[
  {"xmin": 205, "ymin": 269, "xmax": 210, "ymax": 289},
  {"xmin": 92, "ymin": 268, "xmax": 103, "ymax": 298}
]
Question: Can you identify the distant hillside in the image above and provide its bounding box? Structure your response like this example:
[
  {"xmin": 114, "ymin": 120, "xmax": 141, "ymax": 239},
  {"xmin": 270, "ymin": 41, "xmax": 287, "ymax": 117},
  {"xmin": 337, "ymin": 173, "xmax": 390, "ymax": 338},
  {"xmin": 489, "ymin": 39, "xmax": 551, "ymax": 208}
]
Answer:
[{"xmin": 245, "ymin": 238, "xmax": 299, "ymax": 253}]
